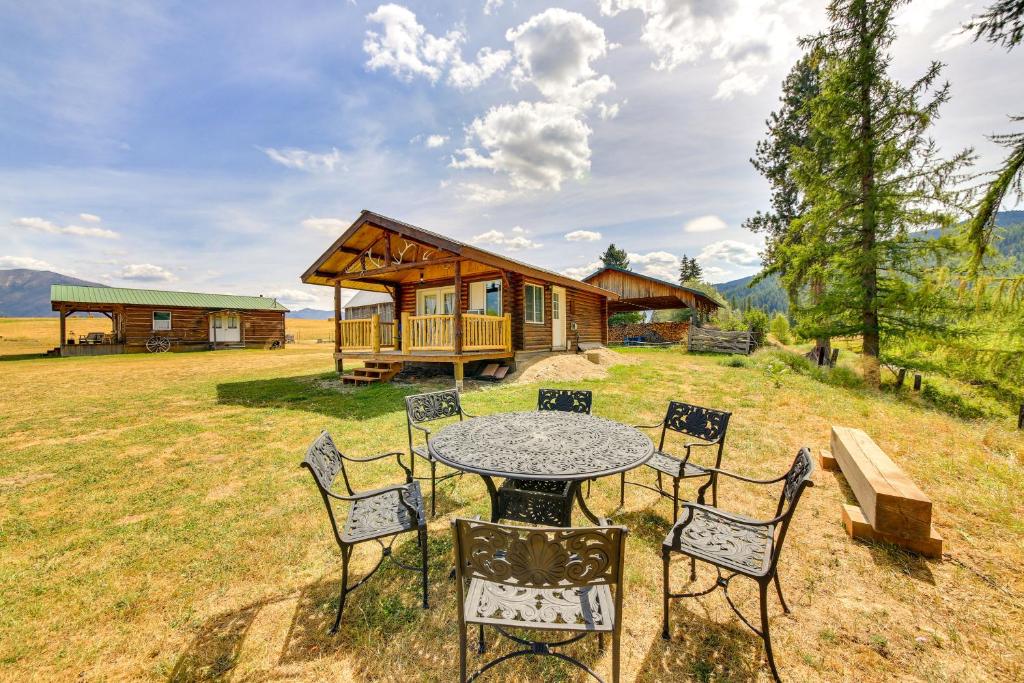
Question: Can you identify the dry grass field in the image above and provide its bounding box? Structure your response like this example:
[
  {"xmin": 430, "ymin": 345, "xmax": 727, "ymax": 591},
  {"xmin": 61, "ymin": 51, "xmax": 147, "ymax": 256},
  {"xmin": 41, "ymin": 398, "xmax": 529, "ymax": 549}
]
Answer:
[
  {"xmin": 2, "ymin": 343, "xmax": 1022, "ymax": 681},
  {"xmin": 0, "ymin": 317, "xmax": 335, "ymax": 357}
]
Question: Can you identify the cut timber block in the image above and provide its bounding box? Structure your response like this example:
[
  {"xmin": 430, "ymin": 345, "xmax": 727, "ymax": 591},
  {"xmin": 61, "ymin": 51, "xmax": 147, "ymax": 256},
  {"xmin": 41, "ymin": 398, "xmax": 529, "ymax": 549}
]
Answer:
[
  {"xmin": 478, "ymin": 363, "xmax": 499, "ymax": 379},
  {"xmin": 819, "ymin": 449, "xmax": 840, "ymax": 472},
  {"xmin": 492, "ymin": 366, "xmax": 509, "ymax": 380},
  {"xmin": 831, "ymin": 426, "xmax": 932, "ymax": 540},
  {"xmin": 842, "ymin": 504, "xmax": 943, "ymax": 559},
  {"xmin": 585, "ymin": 351, "xmax": 601, "ymax": 365}
]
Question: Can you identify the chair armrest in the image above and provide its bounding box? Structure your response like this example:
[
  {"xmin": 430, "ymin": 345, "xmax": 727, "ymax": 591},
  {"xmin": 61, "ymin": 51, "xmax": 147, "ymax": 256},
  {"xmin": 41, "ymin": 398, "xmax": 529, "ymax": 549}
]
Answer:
[
  {"xmin": 683, "ymin": 441, "xmax": 717, "ymax": 449},
  {"xmin": 632, "ymin": 422, "xmax": 663, "ymax": 430},
  {"xmin": 694, "ymin": 466, "xmax": 787, "ymax": 504},
  {"xmin": 342, "ymin": 451, "xmax": 412, "ymax": 482},
  {"xmin": 323, "ymin": 483, "xmax": 412, "ymax": 503},
  {"xmin": 668, "ymin": 501, "xmax": 778, "ymax": 549},
  {"xmin": 461, "ymin": 409, "xmax": 476, "ymax": 419},
  {"xmin": 411, "ymin": 422, "xmax": 431, "ymax": 435}
]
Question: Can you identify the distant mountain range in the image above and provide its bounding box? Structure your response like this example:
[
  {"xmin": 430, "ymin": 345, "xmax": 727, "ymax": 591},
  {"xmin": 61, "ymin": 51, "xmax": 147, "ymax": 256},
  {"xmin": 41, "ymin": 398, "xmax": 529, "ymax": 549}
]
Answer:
[
  {"xmin": 288, "ymin": 308, "xmax": 334, "ymax": 319},
  {"xmin": 0, "ymin": 269, "xmax": 107, "ymax": 317},
  {"xmin": 711, "ymin": 210, "xmax": 1024, "ymax": 315}
]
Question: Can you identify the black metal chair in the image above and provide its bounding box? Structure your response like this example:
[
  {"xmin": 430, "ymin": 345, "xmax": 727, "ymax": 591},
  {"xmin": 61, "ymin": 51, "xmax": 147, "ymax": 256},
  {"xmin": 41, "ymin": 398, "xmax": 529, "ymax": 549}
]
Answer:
[
  {"xmin": 537, "ymin": 388, "xmax": 593, "ymax": 413},
  {"xmin": 620, "ymin": 401, "xmax": 731, "ymax": 522},
  {"xmin": 661, "ymin": 448, "xmax": 815, "ymax": 682},
  {"xmin": 301, "ymin": 430, "xmax": 429, "ymax": 633},
  {"xmin": 452, "ymin": 517, "xmax": 628, "ymax": 683},
  {"xmin": 405, "ymin": 389, "xmax": 474, "ymax": 517}
]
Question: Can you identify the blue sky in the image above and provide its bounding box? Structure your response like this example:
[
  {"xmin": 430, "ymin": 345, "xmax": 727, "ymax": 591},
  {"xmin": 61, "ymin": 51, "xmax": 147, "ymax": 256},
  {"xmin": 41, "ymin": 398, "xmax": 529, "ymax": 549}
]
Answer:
[{"xmin": 2, "ymin": 0, "xmax": 1021, "ymax": 310}]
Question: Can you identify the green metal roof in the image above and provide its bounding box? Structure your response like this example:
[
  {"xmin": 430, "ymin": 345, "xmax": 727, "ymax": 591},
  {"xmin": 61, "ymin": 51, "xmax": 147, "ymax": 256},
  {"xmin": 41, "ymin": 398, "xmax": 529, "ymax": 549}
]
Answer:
[{"xmin": 50, "ymin": 285, "xmax": 289, "ymax": 311}]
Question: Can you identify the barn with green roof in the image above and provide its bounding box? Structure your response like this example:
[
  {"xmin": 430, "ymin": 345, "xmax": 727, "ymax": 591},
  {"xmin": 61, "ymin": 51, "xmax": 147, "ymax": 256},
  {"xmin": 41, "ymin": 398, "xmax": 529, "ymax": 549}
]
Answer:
[{"xmin": 50, "ymin": 285, "xmax": 288, "ymax": 356}]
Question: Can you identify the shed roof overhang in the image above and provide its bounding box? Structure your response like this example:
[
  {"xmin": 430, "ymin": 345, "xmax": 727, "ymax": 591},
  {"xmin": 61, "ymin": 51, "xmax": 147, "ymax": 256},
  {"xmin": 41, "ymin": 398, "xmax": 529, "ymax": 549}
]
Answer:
[
  {"xmin": 300, "ymin": 210, "xmax": 618, "ymax": 300},
  {"xmin": 582, "ymin": 266, "xmax": 721, "ymax": 314}
]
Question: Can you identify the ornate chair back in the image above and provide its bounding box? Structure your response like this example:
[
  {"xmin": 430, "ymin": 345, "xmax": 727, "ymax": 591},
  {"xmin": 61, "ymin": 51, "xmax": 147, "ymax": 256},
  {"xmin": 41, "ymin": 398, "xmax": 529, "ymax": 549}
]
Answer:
[
  {"xmin": 452, "ymin": 518, "xmax": 627, "ymax": 590},
  {"xmin": 300, "ymin": 430, "xmax": 353, "ymax": 549},
  {"xmin": 659, "ymin": 400, "xmax": 731, "ymax": 462},
  {"xmin": 405, "ymin": 388, "xmax": 466, "ymax": 446},
  {"xmin": 768, "ymin": 447, "xmax": 815, "ymax": 571},
  {"xmin": 537, "ymin": 388, "xmax": 593, "ymax": 414}
]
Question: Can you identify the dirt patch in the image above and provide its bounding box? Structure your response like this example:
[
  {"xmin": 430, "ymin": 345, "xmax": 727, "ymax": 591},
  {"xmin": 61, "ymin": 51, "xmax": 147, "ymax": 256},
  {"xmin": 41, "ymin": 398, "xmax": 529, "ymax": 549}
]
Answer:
[
  {"xmin": 0, "ymin": 471, "xmax": 54, "ymax": 489},
  {"xmin": 512, "ymin": 347, "xmax": 637, "ymax": 384}
]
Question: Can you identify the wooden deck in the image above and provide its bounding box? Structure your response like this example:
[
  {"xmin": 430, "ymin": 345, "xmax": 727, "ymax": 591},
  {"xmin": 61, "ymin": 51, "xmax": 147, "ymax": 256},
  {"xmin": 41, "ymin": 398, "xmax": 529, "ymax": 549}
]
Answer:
[{"xmin": 333, "ymin": 348, "xmax": 514, "ymax": 363}]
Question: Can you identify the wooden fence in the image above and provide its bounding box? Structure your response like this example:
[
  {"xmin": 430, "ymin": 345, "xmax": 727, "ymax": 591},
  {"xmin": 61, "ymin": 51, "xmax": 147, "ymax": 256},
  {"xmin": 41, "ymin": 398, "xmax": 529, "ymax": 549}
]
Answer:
[{"xmin": 687, "ymin": 326, "xmax": 754, "ymax": 355}]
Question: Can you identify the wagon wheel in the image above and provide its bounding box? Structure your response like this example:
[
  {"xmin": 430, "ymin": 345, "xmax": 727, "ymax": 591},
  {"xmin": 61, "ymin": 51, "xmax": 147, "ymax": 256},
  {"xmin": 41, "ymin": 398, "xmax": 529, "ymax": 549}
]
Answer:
[
  {"xmin": 269, "ymin": 339, "xmax": 282, "ymax": 350},
  {"xmin": 146, "ymin": 336, "xmax": 171, "ymax": 353}
]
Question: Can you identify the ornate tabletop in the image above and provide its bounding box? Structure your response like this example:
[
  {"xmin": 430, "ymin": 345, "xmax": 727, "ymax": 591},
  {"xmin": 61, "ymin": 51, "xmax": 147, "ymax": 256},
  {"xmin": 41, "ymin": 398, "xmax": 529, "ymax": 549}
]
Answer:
[{"xmin": 428, "ymin": 411, "xmax": 654, "ymax": 480}]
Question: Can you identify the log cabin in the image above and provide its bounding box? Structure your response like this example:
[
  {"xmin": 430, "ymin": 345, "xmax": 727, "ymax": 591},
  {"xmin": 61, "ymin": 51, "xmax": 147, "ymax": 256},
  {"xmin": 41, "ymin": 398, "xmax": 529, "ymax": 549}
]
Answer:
[
  {"xmin": 300, "ymin": 211, "xmax": 720, "ymax": 387},
  {"xmin": 50, "ymin": 285, "xmax": 287, "ymax": 356}
]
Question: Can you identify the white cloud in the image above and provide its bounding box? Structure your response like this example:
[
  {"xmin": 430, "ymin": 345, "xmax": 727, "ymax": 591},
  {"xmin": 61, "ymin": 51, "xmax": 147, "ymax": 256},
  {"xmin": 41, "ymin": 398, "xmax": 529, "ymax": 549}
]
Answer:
[
  {"xmin": 714, "ymin": 71, "xmax": 767, "ymax": 100},
  {"xmin": 268, "ymin": 288, "xmax": 320, "ymax": 306},
  {"xmin": 683, "ymin": 214, "xmax": 728, "ymax": 233},
  {"xmin": 562, "ymin": 259, "xmax": 603, "ymax": 280},
  {"xmin": 933, "ymin": 27, "xmax": 972, "ymax": 52},
  {"xmin": 471, "ymin": 227, "xmax": 542, "ymax": 251},
  {"xmin": 12, "ymin": 216, "xmax": 118, "ymax": 239},
  {"xmin": 363, "ymin": 4, "xmax": 510, "ymax": 89},
  {"xmin": 425, "ymin": 134, "xmax": 449, "ymax": 148},
  {"xmin": 78, "ymin": 213, "xmax": 101, "ymax": 223},
  {"xmin": 565, "ymin": 229, "xmax": 602, "ymax": 241},
  {"xmin": 262, "ymin": 147, "xmax": 343, "ymax": 173},
  {"xmin": 452, "ymin": 101, "xmax": 593, "ymax": 190},
  {"xmin": 448, "ymin": 47, "xmax": 513, "ymax": 90},
  {"xmin": 597, "ymin": 100, "xmax": 624, "ymax": 120},
  {"xmin": 599, "ymin": 0, "xmax": 822, "ymax": 100},
  {"xmin": 484, "ymin": 0, "xmax": 504, "ymax": 15},
  {"xmin": 0, "ymin": 255, "xmax": 56, "ymax": 270},
  {"xmin": 698, "ymin": 239, "xmax": 761, "ymax": 266},
  {"xmin": 119, "ymin": 263, "xmax": 175, "ymax": 282},
  {"xmin": 628, "ymin": 250, "xmax": 679, "ymax": 281},
  {"xmin": 895, "ymin": 0, "xmax": 953, "ymax": 35},
  {"xmin": 451, "ymin": 182, "xmax": 517, "ymax": 203},
  {"xmin": 506, "ymin": 8, "xmax": 614, "ymax": 108},
  {"xmin": 301, "ymin": 217, "xmax": 349, "ymax": 233}
]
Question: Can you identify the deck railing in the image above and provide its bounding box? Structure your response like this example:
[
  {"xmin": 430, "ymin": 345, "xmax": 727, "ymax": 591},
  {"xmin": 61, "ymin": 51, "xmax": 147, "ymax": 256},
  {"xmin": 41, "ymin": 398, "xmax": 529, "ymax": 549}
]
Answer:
[{"xmin": 338, "ymin": 313, "xmax": 511, "ymax": 354}]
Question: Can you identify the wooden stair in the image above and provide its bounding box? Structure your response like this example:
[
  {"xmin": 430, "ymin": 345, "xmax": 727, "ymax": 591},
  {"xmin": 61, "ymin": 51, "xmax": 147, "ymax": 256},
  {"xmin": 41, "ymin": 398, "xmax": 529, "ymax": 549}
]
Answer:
[{"xmin": 340, "ymin": 360, "xmax": 404, "ymax": 385}]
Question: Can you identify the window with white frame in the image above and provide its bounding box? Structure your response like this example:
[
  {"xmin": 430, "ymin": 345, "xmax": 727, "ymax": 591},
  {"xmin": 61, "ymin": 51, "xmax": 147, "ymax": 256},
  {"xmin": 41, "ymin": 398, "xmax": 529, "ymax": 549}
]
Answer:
[
  {"xmin": 524, "ymin": 284, "xmax": 544, "ymax": 324},
  {"xmin": 469, "ymin": 279, "xmax": 502, "ymax": 316},
  {"xmin": 152, "ymin": 311, "xmax": 172, "ymax": 331},
  {"xmin": 416, "ymin": 286, "xmax": 456, "ymax": 315}
]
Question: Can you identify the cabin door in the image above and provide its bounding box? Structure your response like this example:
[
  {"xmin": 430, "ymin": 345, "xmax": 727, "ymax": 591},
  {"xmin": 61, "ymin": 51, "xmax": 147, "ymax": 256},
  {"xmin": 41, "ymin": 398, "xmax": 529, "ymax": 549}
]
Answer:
[
  {"xmin": 210, "ymin": 314, "xmax": 241, "ymax": 343},
  {"xmin": 551, "ymin": 287, "xmax": 566, "ymax": 350}
]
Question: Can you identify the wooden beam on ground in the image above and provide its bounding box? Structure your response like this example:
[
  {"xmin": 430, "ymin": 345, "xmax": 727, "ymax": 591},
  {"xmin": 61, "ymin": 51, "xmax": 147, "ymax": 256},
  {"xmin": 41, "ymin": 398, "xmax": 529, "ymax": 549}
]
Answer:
[{"xmin": 830, "ymin": 426, "xmax": 940, "ymax": 554}]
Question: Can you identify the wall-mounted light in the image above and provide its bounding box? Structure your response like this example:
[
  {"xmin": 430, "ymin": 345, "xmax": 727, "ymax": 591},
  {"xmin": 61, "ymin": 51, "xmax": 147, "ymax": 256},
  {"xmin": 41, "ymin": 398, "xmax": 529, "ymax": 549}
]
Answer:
[{"xmin": 419, "ymin": 270, "xmax": 425, "ymax": 284}]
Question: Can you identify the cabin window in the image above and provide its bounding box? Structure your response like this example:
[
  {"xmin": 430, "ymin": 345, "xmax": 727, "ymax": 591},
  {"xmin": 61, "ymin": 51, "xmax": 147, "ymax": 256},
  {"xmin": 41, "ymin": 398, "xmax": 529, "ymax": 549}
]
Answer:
[
  {"xmin": 524, "ymin": 284, "xmax": 544, "ymax": 324},
  {"xmin": 227, "ymin": 315, "xmax": 238, "ymax": 329},
  {"xmin": 469, "ymin": 279, "xmax": 502, "ymax": 316},
  {"xmin": 416, "ymin": 286, "xmax": 456, "ymax": 316},
  {"xmin": 152, "ymin": 311, "xmax": 171, "ymax": 331}
]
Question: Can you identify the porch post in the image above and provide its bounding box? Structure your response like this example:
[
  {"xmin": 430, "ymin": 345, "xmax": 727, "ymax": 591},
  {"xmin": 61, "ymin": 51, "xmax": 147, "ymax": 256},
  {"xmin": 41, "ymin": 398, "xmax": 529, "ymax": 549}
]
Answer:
[
  {"xmin": 59, "ymin": 309, "xmax": 66, "ymax": 351},
  {"xmin": 453, "ymin": 260, "xmax": 463, "ymax": 354},
  {"xmin": 401, "ymin": 311, "xmax": 411, "ymax": 351},
  {"xmin": 503, "ymin": 313, "xmax": 512, "ymax": 353},
  {"xmin": 334, "ymin": 282, "xmax": 343, "ymax": 374},
  {"xmin": 371, "ymin": 313, "xmax": 381, "ymax": 353},
  {"xmin": 454, "ymin": 360, "xmax": 464, "ymax": 391}
]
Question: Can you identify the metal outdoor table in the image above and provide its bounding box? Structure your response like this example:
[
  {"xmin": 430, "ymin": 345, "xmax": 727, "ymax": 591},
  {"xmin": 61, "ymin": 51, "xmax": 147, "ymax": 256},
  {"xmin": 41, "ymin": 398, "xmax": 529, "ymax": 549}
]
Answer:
[{"xmin": 428, "ymin": 411, "xmax": 654, "ymax": 524}]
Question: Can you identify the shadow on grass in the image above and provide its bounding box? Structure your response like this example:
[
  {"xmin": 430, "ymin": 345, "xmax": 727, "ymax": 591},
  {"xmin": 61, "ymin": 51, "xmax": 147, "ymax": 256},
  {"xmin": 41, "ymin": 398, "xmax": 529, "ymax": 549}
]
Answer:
[
  {"xmin": 827, "ymin": 470, "xmax": 937, "ymax": 585},
  {"xmin": 170, "ymin": 530, "xmax": 607, "ymax": 681},
  {"xmin": 0, "ymin": 353, "xmax": 48, "ymax": 362},
  {"xmin": 634, "ymin": 569, "xmax": 768, "ymax": 683},
  {"xmin": 215, "ymin": 373, "xmax": 421, "ymax": 421}
]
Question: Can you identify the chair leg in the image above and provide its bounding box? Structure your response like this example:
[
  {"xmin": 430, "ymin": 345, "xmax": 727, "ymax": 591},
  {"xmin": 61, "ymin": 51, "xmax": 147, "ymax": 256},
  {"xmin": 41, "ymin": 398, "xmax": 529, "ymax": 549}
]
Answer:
[
  {"xmin": 612, "ymin": 628, "xmax": 621, "ymax": 683},
  {"xmin": 712, "ymin": 473, "xmax": 718, "ymax": 508},
  {"xmin": 421, "ymin": 528, "xmax": 430, "ymax": 609},
  {"xmin": 656, "ymin": 471, "xmax": 663, "ymax": 493},
  {"xmin": 587, "ymin": 478, "xmax": 592, "ymax": 498},
  {"xmin": 619, "ymin": 472, "xmax": 625, "ymax": 507},
  {"xmin": 661, "ymin": 546, "xmax": 671, "ymax": 640},
  {"xmin": 598, "ymin": 632, "xmax": 604, "ymax": 651},
  {"xmin": 690, "ymin": 557, "xmax": 696, "ymax": 582},
  {"xmin": 459, "ymin": 619, "xmax": 468, "ymax": 683},
  {"xmin": 478, "ymin": 623, "xmax": 486, "ymax": 654},
  {"xmin": 430, "ymin": 460, "xmax": 437, "ymax": 517},
  {"xmin": 672, "ymin": 478, "xmax": 680, "ymax": 524},
  {"xmin": 331, "ymin": 545, "xmax": 351, "ymax": 634},
  {"xmin": 760, "ymin": 581, "xmax": 781, "ymax": 682},
  {"xmin": 773, "ymin": 572, "xmax": 789, "ymax": 614}
]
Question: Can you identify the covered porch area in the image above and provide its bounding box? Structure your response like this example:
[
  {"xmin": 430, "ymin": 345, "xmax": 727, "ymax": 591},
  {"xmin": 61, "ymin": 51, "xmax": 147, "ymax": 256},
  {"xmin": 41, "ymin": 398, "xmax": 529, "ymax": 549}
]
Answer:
[{"xmin": 52, "ymin": 302, "xmax": 125, "ymax": 357}]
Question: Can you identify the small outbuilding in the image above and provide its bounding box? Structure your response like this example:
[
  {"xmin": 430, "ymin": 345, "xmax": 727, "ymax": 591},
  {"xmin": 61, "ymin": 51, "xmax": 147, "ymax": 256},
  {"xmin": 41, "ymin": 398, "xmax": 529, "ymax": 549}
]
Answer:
[{"xmin": 50, "ymin": 285, "xmax": 288, "ymax": 356}]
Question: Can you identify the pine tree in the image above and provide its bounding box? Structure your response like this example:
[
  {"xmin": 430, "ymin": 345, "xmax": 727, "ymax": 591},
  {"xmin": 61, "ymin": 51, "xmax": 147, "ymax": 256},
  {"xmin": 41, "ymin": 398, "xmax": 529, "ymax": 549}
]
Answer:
[
  {"xmin": 744, "ymin": 48, "xmax": 829, "ymax": 357},
  {"xmin": 678, "ymin": 255, "xmax": 703, "ymax": 283},
  {"xmin": 600, "ymin": 244, "xmax": 630, "ymax": 270},
  {"xmin": 786, "ymin": 0, "xmax": 973, "ymax": 386}
]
